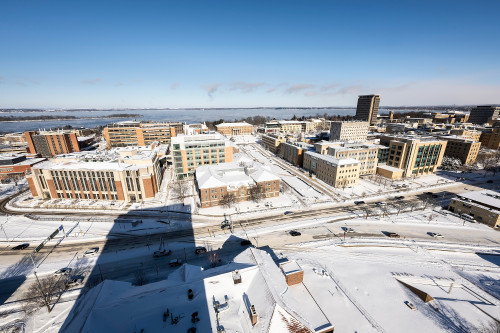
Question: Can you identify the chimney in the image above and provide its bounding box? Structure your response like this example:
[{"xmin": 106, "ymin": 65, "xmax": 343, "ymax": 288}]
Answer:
[
  {"xmin": 232, "ymin": 270, "xmax": 241, "ymax": 284},
  {"xmin": 250, "ymin": 305, "xmax": 258, "ymax": 325}
]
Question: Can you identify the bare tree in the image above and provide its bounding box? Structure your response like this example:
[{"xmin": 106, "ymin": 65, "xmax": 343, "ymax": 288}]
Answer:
[
  {"xmin": 23, "ymin": 274, "xmax": 68, "ymax": 313},
  {"xmin": 172, "ymin": 180, "xmax": 189, "ymax": 200},
  {"xmin": 133, "ymin": 269, "xmax": 148, "ymax": 286},
  {"xmin": 407, "ymin": 200, "xmax": 420, "ymax": 212},
  {"xmin": 421, "ymin": 196, "xmax": 438, "ymax": 210},
  {"xmin": 279, "ymin": 181, "xmax": 290, "ymax": 194},
  {"xmin": 249, "ymin": 186, "xmax": 264, "ymax": 202},
  {"xmin": 220, "ymin": 193, "xmax": 237, "ymax": 208},
  {"xmin": 380, "ymin": 204, "xmax": 390, "ymax": 217},
  {"xmin": 391, "ymin": 201, "xmax": 408, "ymax": 215},
  {"xmin": 474, "ymin": 320, "xmax": 500, "ymax": 333},
  {"xmin": 361, "ymin": 206, "xmax": 371, "ymax": 219},
  {"xmin": 427, "ymin": 213, "xmax": 437, "ymax": 224}
]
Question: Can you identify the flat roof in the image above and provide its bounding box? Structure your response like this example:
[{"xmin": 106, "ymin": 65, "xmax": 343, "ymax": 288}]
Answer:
[
  {"xmin": 457, "ymin": 190, "xmax": 500, "ymax": 210},
  {"xmin": 216, "ymin": 122, "xmax": 252, "ymax": 127},
  {"xmin": 305, "ymin": 151, "xmax": 359, "ymax": 166}
]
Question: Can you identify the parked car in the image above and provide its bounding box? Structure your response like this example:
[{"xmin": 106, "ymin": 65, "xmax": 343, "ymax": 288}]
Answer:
[
  {"xmin": 55, "ymin": 268, "xmax": 72, "ymax": 275},
  {"xmin": 405, "ymin": 301, "xmax": 416, "ymax": 310},
  {"xmin": 429, "ymin": 232, "xmax": 443, "ymax": 238},
  {"xmin": 343, "ymin": 227, "xmax": 355, "ymax": 233},
  {"xmin": 375, "ymin": 202, "xmax": 386, "ymax": 206},
  {"xmin": 461, "ymin": 214, "xmax": 475, "ymax": 222},
  {"xmin": 284, "ymin": 211, "xmax": 294, "ymax": 215},
  {"xmin": 153, "ymin": 249, "xmax": 172, "ymax": 257},
  {"xmin": 395, "ymin": 196, "xmax": 404, "ymax": 200},
  {"xmin": 66, "ymin": 276, "xmax": 84, "ymax": 288},
  {"xmin": 289, "ymin": 230, "xmax": 301, "ymax": 236},
  {"xmin": 84, "ymin": 247, "xmax": 99, "ymax": 256},
  {"xmin": 240, "ymin": 240, "xmax": 252, "ymax": 246},
  {"xmin": 387, "ymin": 232, "xmax": 400, "ymax": 238},
  {"xmin": 194, "ymin": 247, "xmax": 207, "ymax": 255},
  {"xmin": 169, "ymin": 259, "xmax": 183, "ymax": 267},
  {"xmin": 12, "ymin": 243, "xmax": 29, "ymax": 250},
  {"xmin": 354, "ymin": 201, "xmax": 365, "ymax": 205}
]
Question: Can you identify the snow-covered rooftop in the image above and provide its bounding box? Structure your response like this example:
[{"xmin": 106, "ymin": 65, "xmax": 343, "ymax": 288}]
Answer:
[
  {"xmin": 62, "ymin": 248, "xmax": 334, "ymax": 333},
  {"xmin": 216, "ymin": 122, "xmax": 252, "ymax": 127},
  {"xmin": 457, "ymin": 190, "xmax": 500, "ymax": 210},
  {"xmin": 305, "ymin": 151, "xmax": 359, "ymax": 167},
  {"xmin": 196, "ymin": 161, "xmax": 279, "ymax": 190},
  {"xmin": 377, "ymin": 164, "xmax": 404, "ymax": 173}
]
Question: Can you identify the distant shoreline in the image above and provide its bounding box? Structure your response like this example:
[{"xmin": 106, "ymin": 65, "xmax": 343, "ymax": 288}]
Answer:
[{"xmin": 0, "ymin": 114, "xmax": 143, "ymax": 122}]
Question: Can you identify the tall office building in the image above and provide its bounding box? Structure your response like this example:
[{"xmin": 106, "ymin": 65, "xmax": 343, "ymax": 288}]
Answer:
[
  {"xmin": 103, "ymin": 121, "xmax": 183, "ymax": 148},
  {"xmin": 24, "ymin": 130, "xmax": 93, "ymax": 158},
  {"xmin": 468, "ymin": 106, "xmax": 500, "ymax": 124},
  {"xmin": 355, "ymin": 94, "xmax": 380, "ymax": 125}
]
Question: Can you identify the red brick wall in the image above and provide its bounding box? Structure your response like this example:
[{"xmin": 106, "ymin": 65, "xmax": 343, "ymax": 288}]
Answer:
[
  {"xmin": 285, "ymin": 271, "xmax": 303, "ymax": 286},
  {"xmin": 27, "ymin": 177, "xmax": 38, "ymax": 197},
  {"xmin": 143, "ymin": 177, "xmax": 155, "ymax": 198},
  {"xmin": 115, "ymin": 180, "xmax": 125, "ymax": 200}
]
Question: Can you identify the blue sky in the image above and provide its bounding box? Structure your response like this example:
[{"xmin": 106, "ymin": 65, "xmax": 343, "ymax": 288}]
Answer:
[{"xmin": 1, "ymin": 0, "xmax": 499, "ymax": 108}]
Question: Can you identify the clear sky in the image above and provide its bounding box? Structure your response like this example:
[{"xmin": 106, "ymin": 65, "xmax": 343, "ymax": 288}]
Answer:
[{"xmin": 1, "ymin": 0, "xmax": 499, "ymax": 108}]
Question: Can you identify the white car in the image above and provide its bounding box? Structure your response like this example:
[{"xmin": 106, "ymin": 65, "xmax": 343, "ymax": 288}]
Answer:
[
  {"xmin": 66, "ymin": 276, "xmax": 84, "ymax": 288},
  {"xmin": 429, "ymin": 232, "xmax": 443, "ymax": 238},
  {"xmin": 84, "ymin": 247, "xmax": 99, "ymax": 256},
  {"xmin": 405, "ymin": 301, "xmax": 416, "ymax": 310},
  {"xmin": 344, "ymin": 227, "xmax": 355, "ymax": 233}
]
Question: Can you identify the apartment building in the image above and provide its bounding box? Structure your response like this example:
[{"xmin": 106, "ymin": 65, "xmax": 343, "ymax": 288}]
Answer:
[
  {"xmin": 281, "ymin": 141, "xmax": 313, "ymax": 167},
  {"xmin": 26, "ymin": 146, "xmax": 162, "ymax": 202},
  {"xmin": 442, "ymin": 136, "xmax": 481, "ymax": 165},
  {"xmin": 215, "ymin": 122, "xmax": 253, "ymax": 136},
  {"xmin": 479, "ymin": 123, "xmax": 500, "ymax": 149},
  {"xmin": 328, "ymin": 143, "xmax": 379, "ymax": 176},
  {"xmin": 448, "ymin": 190, "xmax": 500, "ymax": 228},
  {"xmin": 355, "ymin": 94, "xmax": 380, "ymax": 125},
  {"xmin": 468, "ymin": 106, "xmax": 500, "ymax": 125},
  {"xmin": 171, "ymin": 133, "xmax": 234, "ymax": 179},
  {"xmin": 261, "ymin": 134, "xmax": 286, "ymax": 154},
  {"xmin": 381, "ymin": 135, "xmax": 447, "ymax": 177},
  {"xmin": 449, "ymin": 128, "xmax": 481, "ymax": 141},
  {"xmin": 314, "ymin": 141, "xmax": 342, "ymax": 155},
  {"xmin": 196, "ymin": 161, "xmax": 279, "ymax": 207},
  {"xmin": 303, "ymin": 151, "xmax": 360, "ymax": 188},
  {"xmin": 24, "ymin": 130, "xmax": 92, "ymax": 158},
  {"xmin": 103, "ymin": 121, "xmax": 182, "ymax": 148},
  {"xmin": 329, "ymin": 121, "xmax": 369, "ymax": 142},
  {"xmin": 0, "ymin": 154, "xmax": 46, "ymax": 180}
]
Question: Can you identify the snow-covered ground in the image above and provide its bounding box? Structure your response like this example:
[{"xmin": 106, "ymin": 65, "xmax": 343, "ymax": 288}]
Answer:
[{"xmin": 0, "ymin": 179, "xmax": 28, "ymax": 200}]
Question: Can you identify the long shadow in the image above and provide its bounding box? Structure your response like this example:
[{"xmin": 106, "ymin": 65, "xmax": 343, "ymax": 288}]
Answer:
[
  {"xmin": 60, "ymin": 203, "xmax": 254, "ymax": 332},
  {"xmin": 59, "ymin": 203, "xmax": 196, "ymax": 331}
]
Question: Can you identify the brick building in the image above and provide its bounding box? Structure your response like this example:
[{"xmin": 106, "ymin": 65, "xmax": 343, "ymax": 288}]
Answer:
[
  {"xmin": 26, "ymin": 145, "xmax": 162, "ymax": 202},
  {"xmin": 442, "ymin": 136, "xmax": 481, "ymax": 165},
  {"xmin": 329, "ymin": 121, "xmax": 369, "ymax": 142},
  {"xmin": 103, "ymin": 121, "xmax": 182, "ymax": 148},
  {"xmin": 261, "ymin": 134, "xmax": 286, "ymax": 154},
  {"xmin": 303, "ymin": 151, "xmax": 360, "ymax": 188},
  {"xmin": 281, "ymin": 141, "xmax": 313, "ymax": 167},
  {"xmin": 380, "ymin": 135, "xmax": 447, "ymax": 177},
  {"xmin": 448, "ymin": 190, "xmax": 500, "ymax": 228},
  {"xmin": 0, "ymin": 154, "xmax": 46, "ymax": 180},
  {"xmin": 195, "ymin": 161, "xmax": 279, "ymax": 207},
  {"xmin": 24, "ymin": 130, "xmax": 89, "ymax": 158},
  {"xmin": 215, "ymin": 122, "xmax": 253, "ymax": 136}
]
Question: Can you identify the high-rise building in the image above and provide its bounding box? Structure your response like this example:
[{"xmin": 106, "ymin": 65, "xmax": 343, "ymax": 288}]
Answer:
[
  {"xmin": 103, "ymin": 121, "xmax": 183, "ymax": 148},
  {"xmin": 442, "ymin": 136, "xmax": 481, "ymax": 165},
  {"xmin": 329, "ymin": 121, "xmax": 369, "ymax": 142},
  {"xmin": 24, "ymin": 130, "xmax": 93, "ymax": 158},
  {"xmin": 355, "ymin": 94, "xmax": 380, "ymax": 125},
  {"xmin": 380, "ymin": 135, "xmax": 447, "ymax": 178},
  {"xmin": 171, "ymin": 133, "xmax": 234, "ymax": 179},
  {"xmin": 468, "ymin": 106, "xmax": 500, "ymax": 124}
]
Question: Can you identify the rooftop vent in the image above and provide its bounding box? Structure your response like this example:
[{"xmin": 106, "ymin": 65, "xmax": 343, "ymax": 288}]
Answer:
[{"xmin": 250, "ymin": 305, "xmax": 258, "ymax": 325}]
